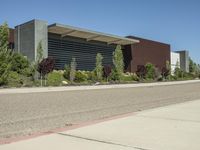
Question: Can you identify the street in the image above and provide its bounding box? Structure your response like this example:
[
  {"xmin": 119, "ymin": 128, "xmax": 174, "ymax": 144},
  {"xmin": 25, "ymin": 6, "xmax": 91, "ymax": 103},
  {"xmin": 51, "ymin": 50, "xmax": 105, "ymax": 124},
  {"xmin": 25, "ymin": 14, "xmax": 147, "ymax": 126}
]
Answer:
[{"xmin": 0, "ymin": 81, "xmax": 200, "ymax": 141}]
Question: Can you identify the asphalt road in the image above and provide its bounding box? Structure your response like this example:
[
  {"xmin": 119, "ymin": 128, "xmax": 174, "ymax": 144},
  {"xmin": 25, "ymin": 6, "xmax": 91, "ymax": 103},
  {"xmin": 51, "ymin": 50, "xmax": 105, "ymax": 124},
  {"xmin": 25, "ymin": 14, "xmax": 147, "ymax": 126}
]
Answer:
[{"xmin": 0, "ymin": 82, "xmax": 200, "ymax": 140}]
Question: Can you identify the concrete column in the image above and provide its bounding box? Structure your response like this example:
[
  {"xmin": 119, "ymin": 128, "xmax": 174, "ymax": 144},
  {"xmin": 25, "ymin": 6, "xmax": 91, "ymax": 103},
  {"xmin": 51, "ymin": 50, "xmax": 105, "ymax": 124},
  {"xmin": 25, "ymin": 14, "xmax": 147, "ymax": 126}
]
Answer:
[
  {"xmin": 176, "ymin": 51, "xmax": 189, "ymax": 72},
  {"xmin": 14, "ymin": 19, "xmax": 48, "ymax": 62}
]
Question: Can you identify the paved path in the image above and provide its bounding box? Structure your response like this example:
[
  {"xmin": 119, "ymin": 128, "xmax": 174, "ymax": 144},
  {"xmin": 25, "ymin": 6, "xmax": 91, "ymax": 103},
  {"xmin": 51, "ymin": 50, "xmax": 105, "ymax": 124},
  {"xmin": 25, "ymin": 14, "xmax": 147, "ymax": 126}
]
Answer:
[
  {"xmin": 0, "ymin": 80, "xmax": 200, "ymax": 141},
  {"xmin": 1, "ymin": 99, "xmax": 200, "ymax": 150}
]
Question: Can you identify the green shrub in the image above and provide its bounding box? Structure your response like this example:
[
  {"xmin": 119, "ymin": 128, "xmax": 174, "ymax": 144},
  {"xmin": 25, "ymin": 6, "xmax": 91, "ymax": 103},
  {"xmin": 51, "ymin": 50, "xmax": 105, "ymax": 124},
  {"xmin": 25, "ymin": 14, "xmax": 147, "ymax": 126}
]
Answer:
[
  {"xmin": 83, "ymin": 71, "xmax": 96, "ymax": 81},
  {"xmin": 47, "ymin": 70, "xmax": 64, "ymax": 86},
  {"xmin": 183, "ymin": 72, "xmax": 195, "ymax": 80},
  {"xmin": 122, "ymin": 72, "xmax": 139, "ymax": 82},
  {"xmin": 21, "ymin": 67, "xmax": 35, "ymax": 77},
  {"xmin": 174, "ymin": 67, "xmax": 185, "ymax": 79},
  {"xmin": 63, "ymin": 64, "xmax": 70, "ymax": 80},
  {"xmin": 0, "ymin": 61, "xmax": 11, "ymax": 85},
  {"xmin": 145, "ymin": 63, "xmax": 156, "ymax": 80},
  {"xmin": 11, "ymin": 53, "xmax": 29, "ymax": 73},
  {"xmin": 0, "ymin": 48, "xmax": 13, "ymax": 85},
  {"xmin": 7, "ymin": 71, "xmax": 23, "ymax": 87},
  {"xmin": 173, "ymin": 67, "xmax": 195, "ymax": 80},
  {"xmin": 122, "ymin": 73, "xmax": 133, "ymax": 81},
  {"xmin": 20, "ymin": 76, "xmax": 34, "ymax": 87},
  {"xmin": 110, "ymin": 69, "xmax": 120, "ymax": 81},
  {"xmin": 75, "ymin": 70, "xmax": 88, "ymax": 82}
]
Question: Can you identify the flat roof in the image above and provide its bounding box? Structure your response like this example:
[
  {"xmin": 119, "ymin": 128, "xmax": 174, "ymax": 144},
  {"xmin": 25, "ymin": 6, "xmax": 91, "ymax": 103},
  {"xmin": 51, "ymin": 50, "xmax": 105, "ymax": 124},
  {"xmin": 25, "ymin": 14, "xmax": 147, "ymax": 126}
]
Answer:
[
  {"xmin": 127, "ymin": 36, "xmax": 170, "ymax": 46},
  {"xmin": 48, "ymin": 23, "xmax": 139, "ymax": 45}
]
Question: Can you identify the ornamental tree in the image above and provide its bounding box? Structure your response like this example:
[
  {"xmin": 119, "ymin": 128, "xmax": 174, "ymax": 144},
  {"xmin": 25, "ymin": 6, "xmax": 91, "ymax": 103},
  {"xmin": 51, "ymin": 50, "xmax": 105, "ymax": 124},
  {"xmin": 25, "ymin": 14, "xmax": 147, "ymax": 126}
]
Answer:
[
  {"xmin": 94, "ymin": 53, "xmax": 103, "ymax": 81},
  {"xmin": 112, "ymin": 45, "xmax": 124, "ymax": 81},
  {"xmin": 70, "ymin": 57, "xmax": 77, "ymax": 82},
  {"xmin": 0, "ymin": 22, "xmax": 13, "ymax": 85},
  {"xmin": 37, "ymin": 57, "xmax": 55, "ymax": 77}
]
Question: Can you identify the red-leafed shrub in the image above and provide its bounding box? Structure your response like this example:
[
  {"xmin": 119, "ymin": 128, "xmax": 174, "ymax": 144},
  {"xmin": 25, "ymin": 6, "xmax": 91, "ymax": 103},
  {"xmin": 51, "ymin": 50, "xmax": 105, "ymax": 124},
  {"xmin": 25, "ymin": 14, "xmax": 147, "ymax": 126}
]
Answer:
[
  {"xmin": 161, "ymin": 67, "xmax": 170, "ymax": 79},
  {"xmin": 136, "ymin": 65, "xmax": 147, "ymax": 79},
  {"xmin": 103, "ymin": 65, "xmax": 112, "ymax": 78},
  {"xmin": 37, "ymin": 57, "xmax": 55, "ymax": 77}
]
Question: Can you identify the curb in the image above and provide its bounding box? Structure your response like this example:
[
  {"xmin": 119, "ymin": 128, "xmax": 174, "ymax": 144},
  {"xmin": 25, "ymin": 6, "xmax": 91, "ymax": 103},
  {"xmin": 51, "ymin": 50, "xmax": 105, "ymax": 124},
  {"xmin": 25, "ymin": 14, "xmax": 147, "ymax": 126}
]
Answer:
[{"xmin": 0, "ymin": 80, "xmax": 200, "ymax": 95}]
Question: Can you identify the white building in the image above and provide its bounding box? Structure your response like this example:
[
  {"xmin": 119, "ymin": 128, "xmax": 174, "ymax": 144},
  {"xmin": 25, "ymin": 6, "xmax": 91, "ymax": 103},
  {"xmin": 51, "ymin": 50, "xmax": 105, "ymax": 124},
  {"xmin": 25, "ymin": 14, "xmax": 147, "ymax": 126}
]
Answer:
[
  {"xmin": 171, "ymin": 51, "xmax": 189, "ymax": 74},
  {"xmin": 171, "ymin": 52, "xmax": 180, "ymax": 74}
]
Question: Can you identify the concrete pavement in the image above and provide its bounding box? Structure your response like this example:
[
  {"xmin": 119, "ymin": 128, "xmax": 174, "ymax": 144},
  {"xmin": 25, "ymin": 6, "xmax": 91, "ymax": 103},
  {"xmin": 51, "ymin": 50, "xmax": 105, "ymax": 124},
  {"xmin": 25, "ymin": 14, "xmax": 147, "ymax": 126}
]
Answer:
[{"xmin": 1, "ymin": 99, "xmax": 200, "ymax": 150}]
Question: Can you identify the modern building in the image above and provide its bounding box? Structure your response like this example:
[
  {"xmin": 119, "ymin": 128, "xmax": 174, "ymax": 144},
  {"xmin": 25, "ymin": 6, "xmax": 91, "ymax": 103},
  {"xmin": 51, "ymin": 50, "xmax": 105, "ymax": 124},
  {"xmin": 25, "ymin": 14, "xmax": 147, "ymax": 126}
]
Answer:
[
  {"xmin": 14, "ymin": 19, "xmax": 139, "ymax": 71},
  {"xmin": 7, "ymin": 19, "xmax": 189, "ymax": 73},
  {"xmin": 170, "ymin": 51, "xmax": 189, "ymax": 73}
]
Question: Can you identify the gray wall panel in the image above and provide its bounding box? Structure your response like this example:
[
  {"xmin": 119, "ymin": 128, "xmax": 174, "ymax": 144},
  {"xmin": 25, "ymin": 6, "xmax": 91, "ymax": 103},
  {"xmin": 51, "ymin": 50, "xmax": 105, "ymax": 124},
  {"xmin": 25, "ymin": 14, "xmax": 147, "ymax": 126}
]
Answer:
[
  {"xmin": 14, "ymin": 20, "xmax": 48, "ymax": 62},
  {"xmin": 177, "ymin": 50, "xmax": 189, "ymax": 72}
]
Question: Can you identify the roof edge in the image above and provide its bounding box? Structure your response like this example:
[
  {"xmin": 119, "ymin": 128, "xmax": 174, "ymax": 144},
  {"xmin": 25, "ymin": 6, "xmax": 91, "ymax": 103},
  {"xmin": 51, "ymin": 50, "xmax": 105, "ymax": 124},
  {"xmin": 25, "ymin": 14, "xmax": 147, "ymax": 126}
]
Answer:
[{"xmin": 48, "ymin": 23, "xmax": 139, "ymax": 44}]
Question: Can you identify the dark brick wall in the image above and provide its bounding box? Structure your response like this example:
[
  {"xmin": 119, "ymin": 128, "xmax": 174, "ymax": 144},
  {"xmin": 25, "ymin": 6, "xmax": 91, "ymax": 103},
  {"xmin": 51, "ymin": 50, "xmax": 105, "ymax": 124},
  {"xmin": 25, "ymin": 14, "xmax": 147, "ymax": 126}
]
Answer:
[{"xmin": 125, "ymin": 36, "xmax": 171, "ymax": 72}]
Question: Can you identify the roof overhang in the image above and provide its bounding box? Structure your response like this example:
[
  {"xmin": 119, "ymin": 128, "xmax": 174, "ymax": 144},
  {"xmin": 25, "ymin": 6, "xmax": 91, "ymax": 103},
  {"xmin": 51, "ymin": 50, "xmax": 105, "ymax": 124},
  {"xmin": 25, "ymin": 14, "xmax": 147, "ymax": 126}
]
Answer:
[{"xmin": 48, "ymin": 23, "xmax": 139, "ymax": 45}]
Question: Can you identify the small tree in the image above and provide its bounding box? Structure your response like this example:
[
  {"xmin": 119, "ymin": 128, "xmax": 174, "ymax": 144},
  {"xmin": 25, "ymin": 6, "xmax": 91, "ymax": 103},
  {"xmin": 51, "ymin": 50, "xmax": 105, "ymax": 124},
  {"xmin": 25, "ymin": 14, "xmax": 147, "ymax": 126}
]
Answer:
[
  {"xmin": 36, "ymin": 41, "xmax": 44, "ymax": 64},
  {"xmin": 189, "ymin": 57, "xmax": 199, "ymax": 78},
  {"xmin": 0, "ymin": 49, "xmax": 12, "ymax": 85},
  {"xmin": 112, "ymin": 45, "xmax": 124, "ymax": 81},
  {"xmin": 32, "ymin": 41, "xmax": 44, "ymax": 81},
  {"xmin": 37, "ymin": 57, "xmax": 55, "ymax": 86},
  {"xmin": 70, "ymin": 57, "xmax": 77, "ymax": 83},
  {"xmin": 94, "ymin": 53, "xmax": 103, "ymax": 81},
  {"xmin": 0, "ymin": 22, "xmax": 13, "ymax": 85},
  {"xmin": 0, "ymin": 22, "xmax": 9, "ymax": 49},
  {"xmin": 198, "ymin": 64, "xmax": 200, "ymax": 78}
]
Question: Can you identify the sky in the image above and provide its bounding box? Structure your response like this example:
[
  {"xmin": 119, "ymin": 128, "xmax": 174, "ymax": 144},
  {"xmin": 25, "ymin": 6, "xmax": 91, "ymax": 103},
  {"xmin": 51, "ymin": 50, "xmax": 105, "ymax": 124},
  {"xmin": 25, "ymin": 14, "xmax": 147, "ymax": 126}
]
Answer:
[{"xmin": 1, "ymin": 0, "xmax": 200, "ymax": 64}]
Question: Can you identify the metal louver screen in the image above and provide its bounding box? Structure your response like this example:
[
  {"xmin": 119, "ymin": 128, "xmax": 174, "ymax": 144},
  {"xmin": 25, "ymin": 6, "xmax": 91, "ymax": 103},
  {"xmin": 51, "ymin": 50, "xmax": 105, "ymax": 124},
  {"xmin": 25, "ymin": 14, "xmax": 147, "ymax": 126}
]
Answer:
[{"xmin": 48, "ymin": 34, "xmax": 115, "ymax": 71}]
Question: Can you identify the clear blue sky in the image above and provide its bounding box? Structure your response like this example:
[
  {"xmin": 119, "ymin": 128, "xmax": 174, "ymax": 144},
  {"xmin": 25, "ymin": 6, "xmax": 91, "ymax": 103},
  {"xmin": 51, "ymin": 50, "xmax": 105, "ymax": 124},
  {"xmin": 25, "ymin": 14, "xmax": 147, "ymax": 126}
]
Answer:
[{"xmin": 1, "ymin": 0, "xmax": 199, "ymax": 64}]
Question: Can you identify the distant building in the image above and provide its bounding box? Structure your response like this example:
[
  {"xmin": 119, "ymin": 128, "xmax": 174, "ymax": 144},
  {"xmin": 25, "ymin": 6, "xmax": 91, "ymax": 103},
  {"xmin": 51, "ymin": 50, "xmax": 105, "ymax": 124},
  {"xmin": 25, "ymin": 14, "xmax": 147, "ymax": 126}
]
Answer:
[{"xmin": 171, "ymin": 51, "xmax": 189, "ymax": 73}]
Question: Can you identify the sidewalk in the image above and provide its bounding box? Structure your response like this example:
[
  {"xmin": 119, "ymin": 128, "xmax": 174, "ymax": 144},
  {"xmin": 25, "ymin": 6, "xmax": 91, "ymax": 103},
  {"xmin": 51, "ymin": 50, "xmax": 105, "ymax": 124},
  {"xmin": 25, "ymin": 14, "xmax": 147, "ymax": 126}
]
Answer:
[
  {"xmin": 1, "ymin": 99, "xmax": 200, "ymax": 150},
  {"xmin": 0, "ymin": 79, "xmax": 200, "ymax": 94}
]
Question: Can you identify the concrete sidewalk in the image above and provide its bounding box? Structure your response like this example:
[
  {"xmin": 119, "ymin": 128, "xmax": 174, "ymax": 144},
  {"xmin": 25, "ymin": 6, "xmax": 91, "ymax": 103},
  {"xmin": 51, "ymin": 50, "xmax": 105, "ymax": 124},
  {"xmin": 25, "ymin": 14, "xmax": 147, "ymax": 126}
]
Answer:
[
  {"xmin": 0, "ymin": 79, "xmax": 200, "ymax": 94},
  {"xmin": 1, "ymin": 100, "xmax": 200, "ymax": 150}
]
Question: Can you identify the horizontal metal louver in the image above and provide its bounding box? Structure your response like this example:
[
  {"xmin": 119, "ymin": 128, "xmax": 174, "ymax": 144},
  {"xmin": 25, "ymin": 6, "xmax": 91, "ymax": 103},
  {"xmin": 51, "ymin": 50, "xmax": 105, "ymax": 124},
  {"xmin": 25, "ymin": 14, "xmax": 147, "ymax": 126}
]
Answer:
[{"xmin": 48, "ymin": 34, "xmax": 115, "ymax": 71}]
